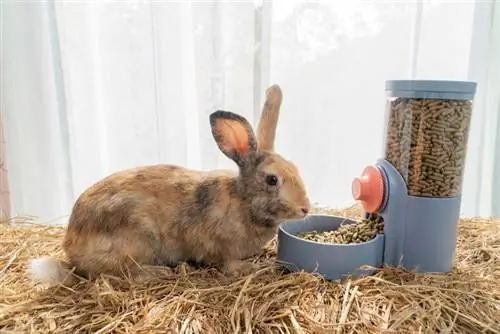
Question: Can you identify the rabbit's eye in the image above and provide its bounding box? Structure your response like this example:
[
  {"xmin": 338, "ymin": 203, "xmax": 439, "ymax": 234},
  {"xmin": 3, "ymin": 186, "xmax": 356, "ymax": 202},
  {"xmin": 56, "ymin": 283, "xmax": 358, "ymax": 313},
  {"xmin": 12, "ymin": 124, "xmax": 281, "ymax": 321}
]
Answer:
[{"xmin": 265, "ymin": 174, "xmax": 278, "ymax": 186}]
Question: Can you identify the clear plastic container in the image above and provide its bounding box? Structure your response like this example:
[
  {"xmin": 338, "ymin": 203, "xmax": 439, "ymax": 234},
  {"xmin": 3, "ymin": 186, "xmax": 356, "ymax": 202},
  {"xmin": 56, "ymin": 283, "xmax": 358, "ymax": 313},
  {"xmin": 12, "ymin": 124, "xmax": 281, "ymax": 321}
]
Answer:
[{"xmin": 383, "ymin": 80, "xmax": 477, "ymax": 198}]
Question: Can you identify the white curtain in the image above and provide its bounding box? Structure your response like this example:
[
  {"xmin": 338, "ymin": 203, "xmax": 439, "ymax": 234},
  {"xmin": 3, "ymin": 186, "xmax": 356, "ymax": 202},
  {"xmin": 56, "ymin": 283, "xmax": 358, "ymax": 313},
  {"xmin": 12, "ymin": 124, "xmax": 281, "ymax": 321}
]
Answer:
[{"xmin": 1, "ymin": 0, "xmax": 499, "ymax": 225}]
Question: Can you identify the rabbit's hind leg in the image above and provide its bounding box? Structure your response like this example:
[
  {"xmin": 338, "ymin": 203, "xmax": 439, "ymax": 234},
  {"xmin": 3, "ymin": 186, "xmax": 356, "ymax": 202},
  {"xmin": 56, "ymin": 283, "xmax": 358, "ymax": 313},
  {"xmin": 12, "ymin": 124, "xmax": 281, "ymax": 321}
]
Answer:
[{"xmin": 66, "ymin": 230, "xmax": 160, "ymax": 282}]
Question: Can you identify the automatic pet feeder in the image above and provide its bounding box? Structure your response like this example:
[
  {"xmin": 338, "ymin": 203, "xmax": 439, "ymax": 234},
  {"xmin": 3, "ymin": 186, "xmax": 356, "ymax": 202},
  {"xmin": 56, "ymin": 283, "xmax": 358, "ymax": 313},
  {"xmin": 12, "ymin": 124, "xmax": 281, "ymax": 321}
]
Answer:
[{"xmin": 277, "ymin": 80, "xmax": 477, "ymax": 280}]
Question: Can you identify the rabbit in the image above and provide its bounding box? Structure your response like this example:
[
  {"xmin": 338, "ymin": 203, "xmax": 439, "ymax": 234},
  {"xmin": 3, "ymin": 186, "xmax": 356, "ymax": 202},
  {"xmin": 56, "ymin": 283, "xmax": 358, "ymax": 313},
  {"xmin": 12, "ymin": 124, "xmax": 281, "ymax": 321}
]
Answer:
[{"xmin": 27, "ymin": 84, "xmax": 311, "ymax": 286}]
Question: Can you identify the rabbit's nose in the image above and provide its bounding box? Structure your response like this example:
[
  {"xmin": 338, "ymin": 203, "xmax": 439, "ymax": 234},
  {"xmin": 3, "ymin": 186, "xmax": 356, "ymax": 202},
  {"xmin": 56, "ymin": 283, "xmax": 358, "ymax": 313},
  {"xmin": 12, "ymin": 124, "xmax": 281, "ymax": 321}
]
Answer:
[{"xmin": 300, "ymin": 207, "xmax": 309, "ymax": 215}]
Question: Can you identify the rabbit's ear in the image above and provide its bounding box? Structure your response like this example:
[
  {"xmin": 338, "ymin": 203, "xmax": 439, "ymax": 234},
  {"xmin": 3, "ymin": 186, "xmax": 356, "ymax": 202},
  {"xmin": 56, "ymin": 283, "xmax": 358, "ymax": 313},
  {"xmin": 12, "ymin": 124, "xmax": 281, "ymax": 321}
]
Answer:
[
  {"xmin": 210, "ymin": 110, "xmax": 258, "ymax": 167},
  {"xmin": 256, "ymin": 84, "xmax": 282, "ymax": 152}
]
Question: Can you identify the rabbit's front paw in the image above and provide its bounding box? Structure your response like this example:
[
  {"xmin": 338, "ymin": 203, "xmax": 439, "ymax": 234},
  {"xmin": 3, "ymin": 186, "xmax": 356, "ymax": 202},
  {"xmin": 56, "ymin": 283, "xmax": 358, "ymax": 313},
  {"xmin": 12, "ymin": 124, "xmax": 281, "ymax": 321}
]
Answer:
[{"xmin": 222, "ymin": 260, "xmax": 259, "ymax": 277}]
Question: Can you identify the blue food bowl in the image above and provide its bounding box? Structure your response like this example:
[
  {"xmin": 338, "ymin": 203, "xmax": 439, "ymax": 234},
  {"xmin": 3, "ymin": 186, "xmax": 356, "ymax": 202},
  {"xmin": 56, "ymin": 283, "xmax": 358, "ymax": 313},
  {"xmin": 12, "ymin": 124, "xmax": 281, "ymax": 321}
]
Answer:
[{"xmin": 277, "ymin": 214, "xmax": 385, "ymax": 280}]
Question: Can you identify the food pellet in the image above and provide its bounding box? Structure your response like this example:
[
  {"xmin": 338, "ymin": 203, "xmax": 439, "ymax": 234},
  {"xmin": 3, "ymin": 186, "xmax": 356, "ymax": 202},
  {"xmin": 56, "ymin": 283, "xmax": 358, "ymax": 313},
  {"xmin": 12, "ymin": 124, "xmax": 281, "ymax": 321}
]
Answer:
[
  {"xmin": 384, "ymin": 98, "xmax": 472, "ymax": 197},
  {"xmin": 296, "ymin": 213, "xmax": 384, "ymax": 244}
]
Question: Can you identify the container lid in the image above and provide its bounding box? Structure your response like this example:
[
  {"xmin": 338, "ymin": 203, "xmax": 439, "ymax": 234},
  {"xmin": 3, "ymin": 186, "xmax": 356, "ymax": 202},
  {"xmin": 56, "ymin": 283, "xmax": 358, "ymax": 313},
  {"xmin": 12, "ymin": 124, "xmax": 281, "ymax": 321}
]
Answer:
[{"xmin": 385, "ymin": 80, "xmax": 477, "ymax": 100}]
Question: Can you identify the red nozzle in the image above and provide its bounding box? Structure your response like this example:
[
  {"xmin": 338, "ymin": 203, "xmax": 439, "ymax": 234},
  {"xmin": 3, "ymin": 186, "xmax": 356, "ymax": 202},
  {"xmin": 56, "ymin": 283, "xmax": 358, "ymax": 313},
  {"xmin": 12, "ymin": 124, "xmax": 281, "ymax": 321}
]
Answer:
[{"xmin": 351, "ymin": 165, "xmax": 385, "ymax": 213}]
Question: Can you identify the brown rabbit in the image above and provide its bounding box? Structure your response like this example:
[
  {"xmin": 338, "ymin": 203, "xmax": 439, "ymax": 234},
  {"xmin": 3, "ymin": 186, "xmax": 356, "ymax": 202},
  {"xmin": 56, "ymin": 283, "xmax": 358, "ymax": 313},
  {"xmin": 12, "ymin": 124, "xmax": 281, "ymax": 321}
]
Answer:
[{"xmin": 27, "ymin": 84, "xmax": 311, "ymax": 286}]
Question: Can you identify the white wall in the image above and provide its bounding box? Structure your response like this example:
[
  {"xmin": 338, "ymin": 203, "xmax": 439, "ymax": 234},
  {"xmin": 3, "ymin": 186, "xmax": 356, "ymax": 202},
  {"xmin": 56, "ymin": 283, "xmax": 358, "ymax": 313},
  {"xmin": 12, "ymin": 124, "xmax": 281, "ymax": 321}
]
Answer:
[{"xmin": 1, "ymin": 0, "xmax": 499, "ymax": 224}]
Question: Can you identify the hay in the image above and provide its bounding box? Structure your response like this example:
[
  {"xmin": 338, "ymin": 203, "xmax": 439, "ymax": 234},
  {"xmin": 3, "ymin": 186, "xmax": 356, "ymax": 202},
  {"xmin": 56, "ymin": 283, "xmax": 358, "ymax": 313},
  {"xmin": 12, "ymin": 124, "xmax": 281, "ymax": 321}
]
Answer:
[{"xmin": 0, "ymin": 206, "xmax": 499, "ymax": 333}]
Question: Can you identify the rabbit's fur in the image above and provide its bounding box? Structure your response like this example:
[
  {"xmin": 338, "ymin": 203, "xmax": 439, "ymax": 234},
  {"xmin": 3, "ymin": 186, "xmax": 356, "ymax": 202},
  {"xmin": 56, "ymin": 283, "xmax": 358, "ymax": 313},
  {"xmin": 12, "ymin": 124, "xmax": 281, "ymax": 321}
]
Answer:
[{"xmin": 28, "ymin": 85, "xmax": 311, "ymax": 286}]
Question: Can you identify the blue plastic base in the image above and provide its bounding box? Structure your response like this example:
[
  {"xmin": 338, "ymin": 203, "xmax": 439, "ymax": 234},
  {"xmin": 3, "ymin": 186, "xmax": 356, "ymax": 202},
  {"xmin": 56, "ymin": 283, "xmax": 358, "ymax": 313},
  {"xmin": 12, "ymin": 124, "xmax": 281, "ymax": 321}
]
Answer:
[
  {"xmin": 403, "ymin": 196, "xmax": 461, "ymax": 272},
  {"xmin": 375, "ymin": 159, "xmax": 462, "ymax": 273},
  {"xmin": 277, "ymin": 215, "xmax": 384, "ymax": 281}
]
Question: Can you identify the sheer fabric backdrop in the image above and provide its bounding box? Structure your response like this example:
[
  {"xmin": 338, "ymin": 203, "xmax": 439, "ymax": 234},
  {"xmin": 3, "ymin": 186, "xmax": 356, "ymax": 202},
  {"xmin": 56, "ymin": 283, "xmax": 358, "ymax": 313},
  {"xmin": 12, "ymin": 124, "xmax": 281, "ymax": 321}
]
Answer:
[{"xmin": 1, "ymin": 0, "xmax": 500, "ymax": 224}]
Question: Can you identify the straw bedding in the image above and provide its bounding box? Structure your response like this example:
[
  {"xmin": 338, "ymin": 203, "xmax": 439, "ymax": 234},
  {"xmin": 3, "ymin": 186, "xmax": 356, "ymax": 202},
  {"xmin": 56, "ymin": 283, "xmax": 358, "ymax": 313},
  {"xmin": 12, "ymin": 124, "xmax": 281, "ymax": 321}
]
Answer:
[{"xmin": 0, "ymin": 205, "xmax": 499, "ymax": 333}]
